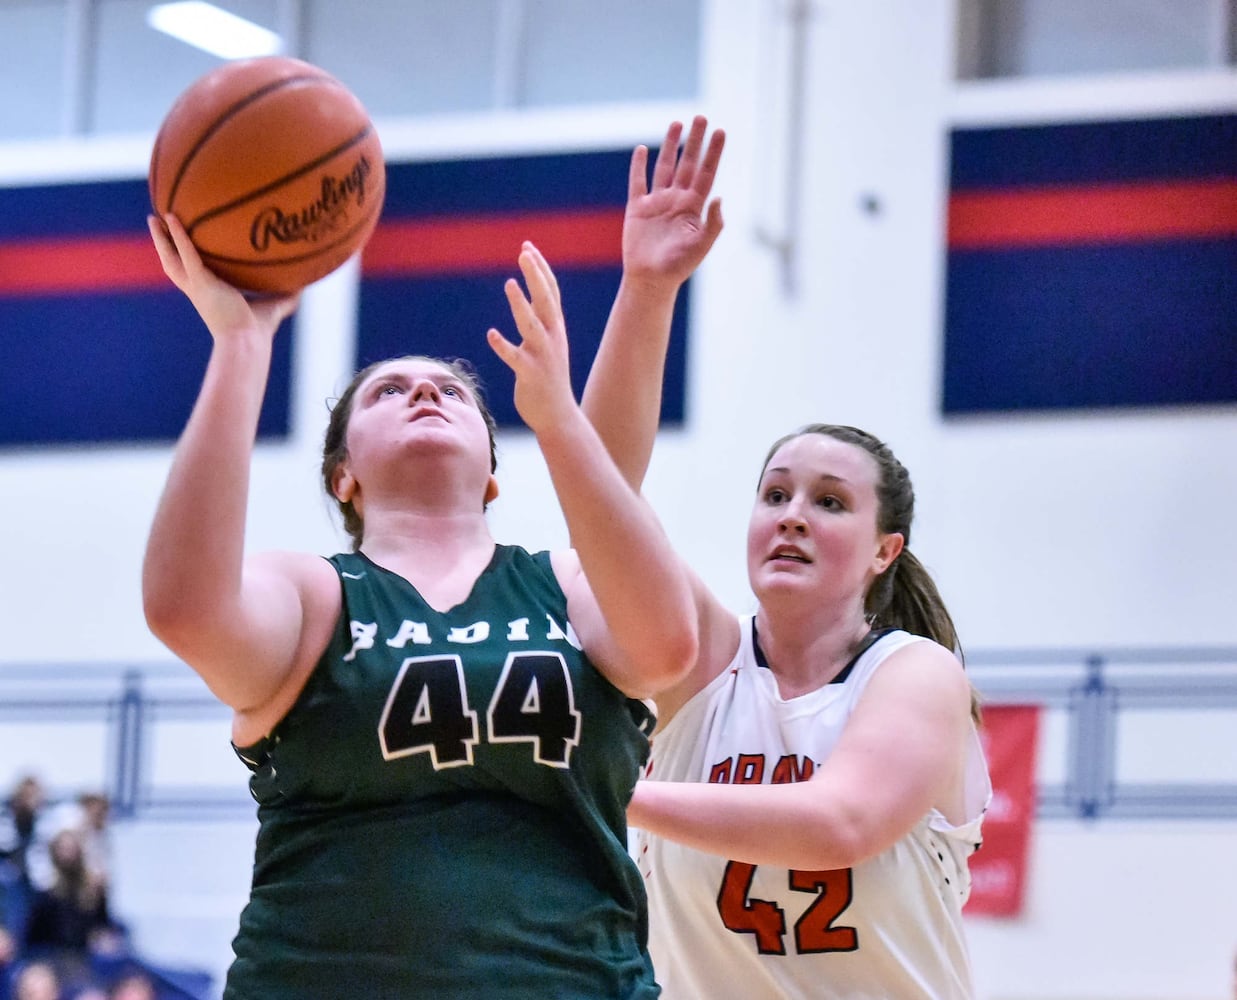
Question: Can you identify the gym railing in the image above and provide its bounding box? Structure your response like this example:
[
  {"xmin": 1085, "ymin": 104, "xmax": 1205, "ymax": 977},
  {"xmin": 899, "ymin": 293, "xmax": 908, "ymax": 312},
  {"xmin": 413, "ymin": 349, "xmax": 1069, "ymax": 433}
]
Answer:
[{"xmin": 2, "ymin": 648, "xmax": 1236, "ymax": 822}]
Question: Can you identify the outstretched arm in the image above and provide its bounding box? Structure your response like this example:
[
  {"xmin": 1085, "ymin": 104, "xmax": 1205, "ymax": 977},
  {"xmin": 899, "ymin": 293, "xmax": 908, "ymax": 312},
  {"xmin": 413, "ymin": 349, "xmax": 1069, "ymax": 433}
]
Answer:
[
  {"xmin": 142, "ymin": 216, "xmax": 322, "ymax": 715},
  {"xmin": 489, "ymin": 243, "xmax": 697, "ymax": 699},
  {"xmin": 582, "ymin": 115, "xmax": 725, "ymax": 490}
]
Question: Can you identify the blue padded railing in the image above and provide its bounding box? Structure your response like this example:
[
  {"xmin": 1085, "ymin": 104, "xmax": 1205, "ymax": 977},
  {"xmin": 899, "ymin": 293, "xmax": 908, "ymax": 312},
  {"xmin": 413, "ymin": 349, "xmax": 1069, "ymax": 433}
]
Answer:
[{"xmin": 2, "ymin": 648, "xmax": 1236, "ymax": 822}]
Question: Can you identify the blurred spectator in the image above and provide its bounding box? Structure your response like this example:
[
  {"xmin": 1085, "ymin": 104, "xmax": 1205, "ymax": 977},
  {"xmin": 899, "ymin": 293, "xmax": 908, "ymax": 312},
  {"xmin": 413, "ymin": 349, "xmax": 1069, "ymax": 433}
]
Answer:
[
  {"xmin": 68, "ymin": 797, "xmax": 109, "ymax": 899},
  {"xmin": 28, "ymin": 795, "xmax": 112, "ymax": 896},
  {"xmin": 23, "ymin": 828, "xmax": 126, "ymax": 996},
  {"xmin": 0, "ymin": 925, "xmax": 16, "ymax": 989},
  {"xmin": 0, "ymin": 776, "xmax": 47, "ymax": 888},
  {"xmin": 10, "ymin": 959, "xmax": 61, "ymax": 1000},
  {"xmin": 1, "ymin": 776, "xmax": 47, "ymax": 950},
  {"xmin": 25, "ymin": 829, "xmax": 124, "ymax": 954},
  {"xmin": 105, "ymin": 972, "xmax": 155, "ymax": 1000}
]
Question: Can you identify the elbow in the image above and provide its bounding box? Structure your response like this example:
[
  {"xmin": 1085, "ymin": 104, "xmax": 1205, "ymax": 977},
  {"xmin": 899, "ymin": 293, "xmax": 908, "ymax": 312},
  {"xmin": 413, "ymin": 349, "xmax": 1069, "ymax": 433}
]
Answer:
[
  {"xmin": 142, "ymin": 551, "xmax": 186, "ymax": 643},
  {"xmin": 142, "ymin": 580, "xmax": 181, "ymax": 646},
  {"xmin": 142, "ymin": 574, "xmax": 218, "ymax": 655},
  {"xmin": 620, "ymin": 614, "xmax": 697, "ymax": 700},
  {"xmin": 143, "ymin": 595, "xmax": 195, "ymax": 657},
  {"xmin": 812, "ymin": 808, "xmax": 895, "ymax": 871},
  {"xmin": 786, "ymin": 795, "xmax": 884, "ymax": 871},
  {"xmin": 646, "ymin": 611, "xmax": 699, "ymax": 694},
  {"xmin": 816, "ymin": 818, "xmax": 871, "ymax": 871},
  {"xmin": 662, "ymin": 621, "xmax": 700, "ymax": 688},
  {"xmin": 142, "ymin": 565, "xmax": 198, "ymax": 647}
]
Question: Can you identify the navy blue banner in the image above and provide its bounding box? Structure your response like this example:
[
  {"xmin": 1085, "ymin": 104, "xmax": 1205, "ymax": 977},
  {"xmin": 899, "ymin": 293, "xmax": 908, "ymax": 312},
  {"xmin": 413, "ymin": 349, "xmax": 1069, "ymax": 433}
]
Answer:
[
  {"xmin": 0, "ymin": 178, "xmax": 293, "ymax": 447},
  {"xmin": 381, "ymin": 151, "xmax": 634, "ymax": 215},
  {"xmin": 358, "ymin": 152, "xmax": 690, "ymax": 430},
  {"xmin": 1, "ymin": 147, "xmax": 691, "ymax": 447},
  {"xmin": 950, "ymin": 114, "xmax": 1236, "ymax": 188},
  {"xmin": 943, "ymin": 113, "xmax": 1237, "ymax": 415}
]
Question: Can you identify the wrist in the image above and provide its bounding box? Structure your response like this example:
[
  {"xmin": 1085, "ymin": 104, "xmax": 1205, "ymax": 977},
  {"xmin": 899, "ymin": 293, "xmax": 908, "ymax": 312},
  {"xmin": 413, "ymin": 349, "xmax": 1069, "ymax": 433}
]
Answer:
[
  {"xmin": 211, "ymin": 323, "xmax": 275, "ymax": 358},
  {"xmin": 531, "ymin": 397, "xmax": 588, "ymax": 447},
  {"xmin": 617, "ymin": 271, "xmax": 683, "ymax": 302}
]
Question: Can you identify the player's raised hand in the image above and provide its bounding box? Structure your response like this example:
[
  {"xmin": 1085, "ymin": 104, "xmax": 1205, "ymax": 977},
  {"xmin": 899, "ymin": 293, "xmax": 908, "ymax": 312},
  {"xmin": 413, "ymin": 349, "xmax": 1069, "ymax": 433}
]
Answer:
[
  {"xmin": 623, "ymin": 115, "xmax": 725, "ymax": 288},
  {"xmin": 148, "ymin": 213, "xmax": 300, "ymax": 342},
  {"xmin": 487, "ymin": 242, "xmax": 578, "ymax": 434}
]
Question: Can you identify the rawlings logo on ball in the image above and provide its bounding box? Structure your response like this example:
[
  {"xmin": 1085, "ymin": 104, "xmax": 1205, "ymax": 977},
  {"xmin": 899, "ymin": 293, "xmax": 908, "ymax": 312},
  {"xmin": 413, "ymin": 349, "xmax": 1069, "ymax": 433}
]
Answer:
[{"xmin": 249, "ymin": 155, "xmax": 376, "ymax": 251}]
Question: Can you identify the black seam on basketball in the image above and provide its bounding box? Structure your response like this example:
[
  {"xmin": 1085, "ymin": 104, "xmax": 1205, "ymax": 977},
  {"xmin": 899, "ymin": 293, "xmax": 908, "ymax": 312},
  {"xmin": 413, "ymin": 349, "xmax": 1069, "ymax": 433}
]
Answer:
[
  {"xmin": 197, "ymin": 197, "xmax": 382, "ymax": 270},
  {"xmin": 162, "ymin": 73, "xmax": 335, "ymax": 214},
  {"xmin": 184, "ymin": 125, "xmax": 376, "ymax": 234}
]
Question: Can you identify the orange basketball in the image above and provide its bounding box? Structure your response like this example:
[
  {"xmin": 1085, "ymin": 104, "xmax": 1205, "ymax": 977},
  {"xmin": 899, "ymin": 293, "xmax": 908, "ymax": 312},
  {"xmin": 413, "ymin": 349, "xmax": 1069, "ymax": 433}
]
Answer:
[{"xmin": 149, "ymin": 56, "xmax": 385, "ymax": 296}]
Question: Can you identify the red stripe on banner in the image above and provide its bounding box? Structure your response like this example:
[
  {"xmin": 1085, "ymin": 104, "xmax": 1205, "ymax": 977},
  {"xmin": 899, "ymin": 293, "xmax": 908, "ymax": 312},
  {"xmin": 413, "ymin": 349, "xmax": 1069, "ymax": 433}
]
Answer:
[
  {"xmin": 965, "ymin": 705, "xmax": 1040, "ymax": 918},
  {"xmin": 0, "ymin": 207, "xmax": 624, "ymax": 297},
  {"xmin": 361, "ymin": 208, "xmax": 625, "ymax": 277},
  {"xmin": 948, "ymin": 178, "xmax": 1237, "ymax": 249},
  {"xmin": 0, "ymin": 234, "xmax": 167, "ymax": 296}
]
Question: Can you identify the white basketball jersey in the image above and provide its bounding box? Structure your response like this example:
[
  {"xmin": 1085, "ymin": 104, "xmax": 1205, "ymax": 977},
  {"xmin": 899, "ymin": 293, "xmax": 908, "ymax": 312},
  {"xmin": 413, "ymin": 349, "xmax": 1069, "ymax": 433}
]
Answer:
[{"xmin": 634, "ymin": 620, "xmax": 991, "ymax": 1000}]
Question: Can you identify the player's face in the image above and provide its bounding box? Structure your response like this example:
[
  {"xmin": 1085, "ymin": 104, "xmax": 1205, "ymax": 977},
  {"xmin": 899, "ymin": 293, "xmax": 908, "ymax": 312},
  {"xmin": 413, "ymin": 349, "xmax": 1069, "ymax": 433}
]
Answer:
[
  {"xmin": 746, "ymin": 434, "xmax": 901, "ymax": 609},
  {"xmin": 345, "ymin": 359, "xmax": 495, "ymax": 499}
]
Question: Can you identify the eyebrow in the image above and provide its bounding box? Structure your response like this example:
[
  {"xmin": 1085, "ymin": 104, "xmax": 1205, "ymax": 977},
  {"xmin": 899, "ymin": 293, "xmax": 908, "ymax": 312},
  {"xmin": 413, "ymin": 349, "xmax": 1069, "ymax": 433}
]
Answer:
[{"xmin": 764, "ymin": 467, "xmax": 851, "ymax": 485}]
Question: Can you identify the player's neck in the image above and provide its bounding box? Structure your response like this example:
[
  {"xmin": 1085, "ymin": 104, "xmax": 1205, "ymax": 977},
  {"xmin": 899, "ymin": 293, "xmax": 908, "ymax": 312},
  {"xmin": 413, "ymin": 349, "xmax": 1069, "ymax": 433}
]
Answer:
[
  {"xmin": 361, "ymin": 520, "xmax": 496, "ymax": 614},
  {"xmin": 361, "ymin": 508, "xmax": 492, "ymax": 560},
  {"xmin": 754, "ymin": 605, "xmax": 869, "ymax": 692}
]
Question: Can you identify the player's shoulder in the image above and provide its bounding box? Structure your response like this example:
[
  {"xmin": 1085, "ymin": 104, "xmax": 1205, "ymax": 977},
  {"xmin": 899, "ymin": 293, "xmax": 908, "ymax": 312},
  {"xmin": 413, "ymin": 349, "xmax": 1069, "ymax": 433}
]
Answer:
[
  {"xmin": 547, "ymin": 547, "xmax": 582, "ymax": 589},
  {"xmin": 869, "ymin": 634, "xmax": 971, "ymax": 704},
  {"xmin": 245, "ymin": 549, "xmax": 342, "ymax": 616}
]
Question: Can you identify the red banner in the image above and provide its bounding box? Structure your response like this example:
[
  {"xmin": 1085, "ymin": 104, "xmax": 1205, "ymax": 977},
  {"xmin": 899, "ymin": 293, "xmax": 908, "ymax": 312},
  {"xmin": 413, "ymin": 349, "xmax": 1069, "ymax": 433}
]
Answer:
[{"xmin": 964, "ymin": 705, "xmax": 1040, "ymax": 917}]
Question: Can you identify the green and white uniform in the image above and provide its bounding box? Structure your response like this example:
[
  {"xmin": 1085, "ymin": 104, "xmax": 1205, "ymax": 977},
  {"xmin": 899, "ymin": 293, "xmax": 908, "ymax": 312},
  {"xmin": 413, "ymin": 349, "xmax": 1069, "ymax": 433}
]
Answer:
[{"xmin": 226, "ymin": 545, "xmax": 659, "ymax": 1000}]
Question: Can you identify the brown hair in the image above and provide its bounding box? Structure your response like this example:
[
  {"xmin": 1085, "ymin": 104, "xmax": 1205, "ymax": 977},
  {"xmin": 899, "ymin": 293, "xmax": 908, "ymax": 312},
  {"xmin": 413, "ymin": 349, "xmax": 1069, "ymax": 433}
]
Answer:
[
  {"xmin": 760, "ymin": 424, "xmax": 980, "ymax": 721},
  {"xmin": 321, "ymin": 355, "xmax": 498, "ymax": 551}
]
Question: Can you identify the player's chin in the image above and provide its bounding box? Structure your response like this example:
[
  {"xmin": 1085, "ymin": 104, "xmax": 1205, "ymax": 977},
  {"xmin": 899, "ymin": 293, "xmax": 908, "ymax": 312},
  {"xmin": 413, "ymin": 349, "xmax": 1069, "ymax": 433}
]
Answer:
[{"xmin": 751, "ymin": 563, "xmax": 818, "ymax": 594}]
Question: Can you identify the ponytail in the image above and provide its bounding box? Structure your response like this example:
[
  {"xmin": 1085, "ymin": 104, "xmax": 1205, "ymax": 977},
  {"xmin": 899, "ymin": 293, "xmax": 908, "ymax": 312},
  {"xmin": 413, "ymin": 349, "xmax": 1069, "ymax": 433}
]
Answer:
[
  {"xmin": 870, "ymin": 547, "xmax": 981, "ymax": 723},
  {"xmin": 868, "ymin": 548, "xmax": 955, "ymax": 648}
]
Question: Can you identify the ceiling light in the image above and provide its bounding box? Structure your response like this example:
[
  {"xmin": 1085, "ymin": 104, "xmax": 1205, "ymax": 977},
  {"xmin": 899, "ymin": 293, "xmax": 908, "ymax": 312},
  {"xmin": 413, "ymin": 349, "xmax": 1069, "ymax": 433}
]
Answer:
[{"xmin": 147, "ymin": 2, "xmax": 283, "ymax": 60}]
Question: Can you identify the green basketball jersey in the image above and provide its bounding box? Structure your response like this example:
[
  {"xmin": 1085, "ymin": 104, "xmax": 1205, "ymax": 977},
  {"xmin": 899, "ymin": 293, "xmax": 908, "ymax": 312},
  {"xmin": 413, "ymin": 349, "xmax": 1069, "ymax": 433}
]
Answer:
[{"xmin": 225, "ymin": 545, "xmax": 659, "ymax": 999}]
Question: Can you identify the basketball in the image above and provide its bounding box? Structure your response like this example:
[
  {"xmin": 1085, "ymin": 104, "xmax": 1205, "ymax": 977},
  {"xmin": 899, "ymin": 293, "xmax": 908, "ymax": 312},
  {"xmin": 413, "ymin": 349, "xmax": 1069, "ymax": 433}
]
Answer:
[{"xmin": 149, "ymin": 56, "xmax": 385, "ymax": 296}]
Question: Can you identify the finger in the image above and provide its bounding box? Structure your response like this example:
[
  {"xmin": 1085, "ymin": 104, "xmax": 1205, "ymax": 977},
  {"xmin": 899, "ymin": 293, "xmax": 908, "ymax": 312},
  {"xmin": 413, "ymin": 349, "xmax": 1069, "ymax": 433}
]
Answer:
[
  {"xmin": 486, "ymin": 327, "xmax": 521, "ymax": 372},
  {"xmin": 147, "ymin": 213, "xmax": 170, "ymax": 245},
  {"xmin": 521, "ymin": 242, "xmax": 560, "ymax": 307},
  {"xmin": 704, "ymin": 198, "xmax": 725, "ymax": 241},
  {"xmin": 162, "ymin": 214, "xmax": 192, "ymax": 254},
  {"xmin": 146, "ymin": 215, "xmax": 183, "ymax": 278},
  {"xmin": 258, "ymin": 292, "xmax": 302, "ymax": 327},
  {"xmin": 503, "ymin": 274, "xmax": 530, "ymax": 317},
  {"xmin": 518, "ymin": 246, "xmax": 566, "ymax": 338},
  {"xmin": 628, "ymin": 144, "xmax": 650, "ymax": 201},
  {"xmin": 694, "ymin": 128, "xmax": 726, "ymax": 198},
  {"xmin": 503, "ymin": 275, "xmax": 541, "ymax": 344},
  {"xmin": 650, "ymin": 120, "xmax": 683, "ymax": 191},
  {"xmin": 675, "ymin": 115, "xmax": 708, "ymax": 188},
  {"xmin": 517, "ymin": 245, "xmax": 552, "ymax": 309},
  {"xmin": 161, "ymin": 214, "xmax": 212, "ymax": 280}
]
